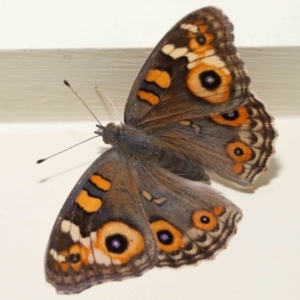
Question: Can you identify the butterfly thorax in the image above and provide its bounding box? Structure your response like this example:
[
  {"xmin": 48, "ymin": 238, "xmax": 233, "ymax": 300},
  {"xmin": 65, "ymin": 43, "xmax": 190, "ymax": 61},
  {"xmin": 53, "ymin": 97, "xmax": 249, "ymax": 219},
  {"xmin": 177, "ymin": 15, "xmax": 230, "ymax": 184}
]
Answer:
[{"xmin": 101, "ymin": 123, "xmax": 155, "ymax": 160}]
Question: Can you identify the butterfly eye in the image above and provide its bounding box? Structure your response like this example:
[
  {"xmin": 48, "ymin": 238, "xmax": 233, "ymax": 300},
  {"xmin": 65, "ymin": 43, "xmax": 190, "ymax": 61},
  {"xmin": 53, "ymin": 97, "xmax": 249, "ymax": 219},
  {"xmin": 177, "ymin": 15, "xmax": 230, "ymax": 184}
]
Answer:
[
  {"xmin": 105, "ymin": 234, "xmax": 128, "ymax": 254},
  {"xmin": 200, "ymin": 70, "xmax": 221, "ymax": 90}
]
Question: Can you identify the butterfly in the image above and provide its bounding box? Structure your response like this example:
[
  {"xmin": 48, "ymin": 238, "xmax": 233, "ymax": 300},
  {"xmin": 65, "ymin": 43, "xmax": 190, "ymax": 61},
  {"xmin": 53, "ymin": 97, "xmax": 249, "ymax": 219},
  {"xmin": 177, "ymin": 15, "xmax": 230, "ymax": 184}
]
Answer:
[{"xmin": 45, "ymin": 6, "xmax": 276, "ymax": 294}]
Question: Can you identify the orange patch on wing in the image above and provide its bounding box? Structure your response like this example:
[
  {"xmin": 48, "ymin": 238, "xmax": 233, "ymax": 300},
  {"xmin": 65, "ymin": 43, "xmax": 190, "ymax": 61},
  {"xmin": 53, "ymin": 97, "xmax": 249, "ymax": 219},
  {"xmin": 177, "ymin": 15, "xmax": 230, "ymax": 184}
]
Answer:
[
  {"xmin": 90, "ymin": 174, "xmax": 111, "ymax": 191},
  {"xmin": 226, "ymin": 141, "xmax": 253, "ymax": 163},
  {"xmin": 150, "ymin": 220, "xmax": 185, "ymax": 253},
  {"xmin": 145, "ymin": 69, "xmax": 171, "ymax": 89},
  {"xmin": 142, "ymin": 190, "xmax": 152, "ymax": 201},
  {"xmin": 211, "ymin": 107, "xmax": 250, "ymax": 127},
  {"xmin": 68, "ymin": 244, "xmax": 90, "ymax": 272},
  {"xmin": 186, "ymin": 24, "xmax": 213, "ymax": 55},
  {"xmin": 137, "ymin": 90, "xmax": 159, "ymax": 106},
  {"xmin": 76, "ymin": 190, "xmax": 102, "ymax": 213},
  {"xmin": 192, "ymin": 210, "xmax": 218, "ymax": 231},
  {"xmin": 189, "ymin": 34, "xmax": 213, "ymax": 56},
  {"xmin": 179, "ymin": 120, "xmax": 191, "ymax": 126},
  {"xmin": 198, "ymin": 25, "xmax": 208, "ymax": 32},
  {"xmin": 234, "ymin": 163, "xmax": 244, "ymax": 174},
  {"xmin": 54, "ymin": 262, "xmax": 59, "ymax": 271},
  {"xmin": 58, "ymin": 245, "xmax": 90, "ymax": 272},
  {"xmin": 57, "ymin": 250, "xmax": 69, "ymax": 272},
  {"xmin": 94, "ymin": 222, "xmax": 145, "ymax": 264},
  {"xmin": 59, "ymin": 262, "xmax": 69, "ymax": 273},
  {"xmin": 212, "ymin": 206, "xmax": 224, "ymax": 216},
  {"xmin": 187, "ymin": 62, "xmax": 232, "ymax": 104}
]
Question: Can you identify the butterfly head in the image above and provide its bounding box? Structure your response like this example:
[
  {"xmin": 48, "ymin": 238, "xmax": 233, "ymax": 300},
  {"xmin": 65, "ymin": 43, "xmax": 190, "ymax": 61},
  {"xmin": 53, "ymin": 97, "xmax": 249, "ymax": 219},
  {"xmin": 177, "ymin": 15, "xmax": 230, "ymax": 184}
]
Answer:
[{"xmin": 95, "ymin": 123, "xmax": 120, "ymax": 146}]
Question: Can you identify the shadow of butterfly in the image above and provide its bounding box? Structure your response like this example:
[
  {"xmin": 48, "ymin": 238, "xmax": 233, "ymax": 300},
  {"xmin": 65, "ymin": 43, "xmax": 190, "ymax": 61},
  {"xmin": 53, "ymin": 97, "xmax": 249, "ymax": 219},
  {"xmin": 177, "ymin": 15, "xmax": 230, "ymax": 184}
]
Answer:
[{"xmin": 44, "ymin": 6, "xmax": 276, "ymax": 294}]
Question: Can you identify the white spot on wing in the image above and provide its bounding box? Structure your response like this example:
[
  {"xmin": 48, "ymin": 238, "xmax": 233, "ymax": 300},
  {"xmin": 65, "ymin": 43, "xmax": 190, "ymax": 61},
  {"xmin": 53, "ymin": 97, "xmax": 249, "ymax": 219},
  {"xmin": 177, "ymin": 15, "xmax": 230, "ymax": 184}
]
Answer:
[
  {"xmin": 90, "ymin": 231, "xmax": 97, "ymax": 242},
  {"xmin": 170, "ymin": 47, "xmax": 189, "ymax": 59},
  {"xmin": 50, "ymin": 249, "xmax": 57, "ymax": 260},
  {"xmin": 69, "ymin": 224, "xmax": 80, "ymax": 242},
  {"xmin": 180, "ymin": 23, "xmax": 198, "ymax": 33},
  {"xmin": 61, "ymin": 219, "xmax": 93, "ymax": 245},
  {"xmin": 162, "ymin": 44, "xmax": 189, "ymax": 59},
  {"xmin": 202, "ymin": 55, "xmax": 227, "ymax": 69},
  {"xmin": 161, "ymin": 44, "xmax": 175, "ymax": 55},
  {"xmin": 50, "ymin": 249, "xmax": 66, "ymax": 262},
  {"xmin": 88, "ymin": 253, "xmax": 95, "ymax": 264},
  {"xmin": 57, "ymin": 255, "xmax": 66, "ymax": 263},
  {"xmin": 61, "ymin": 220, "xmax": 71, "ymax": 233},
  {"xmin": 205, "ymin": 49, "xmax": 216, "ymax": 57},
  {"xmin": 187, "ymin": 61, "xmax": 198, "ymax": 69},
  {"xmin": 185, "ymin": 52, "xmax": 199, "ymax": 62},
  {"xmin": 93, "ymin": 249, "xmax": 113, "ymax": 266},
  {"xmin": 80, "ymin": 236, "xmax": 91, "ymax": 248}
]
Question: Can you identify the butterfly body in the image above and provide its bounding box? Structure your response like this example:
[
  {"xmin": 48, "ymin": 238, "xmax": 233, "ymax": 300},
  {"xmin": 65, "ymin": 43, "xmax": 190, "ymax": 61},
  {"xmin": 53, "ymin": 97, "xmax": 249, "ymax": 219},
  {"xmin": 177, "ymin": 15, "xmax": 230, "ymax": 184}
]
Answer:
[
  {"xmin": 100, "ymin": 122, "xmax": 209, "ymax": 181},
  {"xmin": 45, "ymin": 6, "xmax": 276, "ymax": 294}
]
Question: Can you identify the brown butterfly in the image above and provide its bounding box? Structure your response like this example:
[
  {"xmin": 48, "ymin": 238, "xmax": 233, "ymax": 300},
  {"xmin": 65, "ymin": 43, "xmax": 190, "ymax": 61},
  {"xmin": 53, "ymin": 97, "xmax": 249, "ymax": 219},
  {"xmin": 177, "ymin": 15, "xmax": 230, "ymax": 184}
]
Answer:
[{"xmin": 45, "ymin": 6, "xmax": 276, "ymax": 294}]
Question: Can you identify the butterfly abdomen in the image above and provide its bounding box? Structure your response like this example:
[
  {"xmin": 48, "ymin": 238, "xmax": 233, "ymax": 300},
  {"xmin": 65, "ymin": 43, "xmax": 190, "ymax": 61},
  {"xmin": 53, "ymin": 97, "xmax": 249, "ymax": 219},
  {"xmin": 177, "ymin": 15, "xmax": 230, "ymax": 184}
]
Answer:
[{"xmin": 107, "ymin": 124, "xmax": 209, "ymax": 181}]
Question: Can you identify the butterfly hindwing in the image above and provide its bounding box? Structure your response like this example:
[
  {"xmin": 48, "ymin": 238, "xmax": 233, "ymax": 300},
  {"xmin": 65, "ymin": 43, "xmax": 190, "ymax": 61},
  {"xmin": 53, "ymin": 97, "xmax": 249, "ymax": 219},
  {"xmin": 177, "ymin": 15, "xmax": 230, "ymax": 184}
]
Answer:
[
  {"xmin": 137, "ymin": 162, "xmax": 242, "ymax": 266},
  {"xmin": 148, "ymin": 94, "xmax": 276, "ymax": 186},
  {"xmin": 45, "ymin": 149, "xmax": 158, "ymax": 294}
]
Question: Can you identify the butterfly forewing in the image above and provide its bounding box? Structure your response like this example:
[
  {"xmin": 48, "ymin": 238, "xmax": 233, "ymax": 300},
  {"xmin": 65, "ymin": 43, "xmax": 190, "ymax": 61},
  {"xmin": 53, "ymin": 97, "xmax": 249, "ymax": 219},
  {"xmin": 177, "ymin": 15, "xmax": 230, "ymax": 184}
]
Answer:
[
  {"xmin": 45, "ymin": 149, "xmax": 157, "ymax": 294},
  {"xmin": 125, "ymin": 6, "xmax": 250, "ymax": 128}
]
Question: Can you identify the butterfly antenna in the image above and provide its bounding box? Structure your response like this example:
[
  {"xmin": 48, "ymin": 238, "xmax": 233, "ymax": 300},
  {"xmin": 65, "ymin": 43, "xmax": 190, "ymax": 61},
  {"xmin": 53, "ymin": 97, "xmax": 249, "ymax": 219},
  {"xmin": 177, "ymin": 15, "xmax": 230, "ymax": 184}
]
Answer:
[
  {"xmin": 95, "ymin": 86, "xmax": 122, "ymax": 123},
  {"xmin": 64, "ymin": 80, "xmax": 104, "ymax": 127},
  {"xmin": 37, "ymin": 135, "xmax": 100, "ymax": 164}
]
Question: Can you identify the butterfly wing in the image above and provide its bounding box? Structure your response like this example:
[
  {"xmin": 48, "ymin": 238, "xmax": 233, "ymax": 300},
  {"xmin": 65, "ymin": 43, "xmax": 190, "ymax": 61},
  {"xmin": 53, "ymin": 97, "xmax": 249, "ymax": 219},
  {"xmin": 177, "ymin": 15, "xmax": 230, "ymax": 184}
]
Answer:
[
  {"xmin": 151, "ymin": 94, "xmax": 276, "ymax": 186},
  {"xmin": 45, "ymin": 148, "xmax": 242, "ymax": 294},
  {"xmin": 45, "ymin": 149, "xmax": 157, "ymax": 294},
  {"xmin": 124, "ymin": 6, "xmax": 276, "ymax": 186},
  {"xmin": 125, "ymin": 6, "xmax": 250, "ymax": 127},
  {"xmin": 136, "ymin": 161, "xmax": 242, "ymax": 267}
]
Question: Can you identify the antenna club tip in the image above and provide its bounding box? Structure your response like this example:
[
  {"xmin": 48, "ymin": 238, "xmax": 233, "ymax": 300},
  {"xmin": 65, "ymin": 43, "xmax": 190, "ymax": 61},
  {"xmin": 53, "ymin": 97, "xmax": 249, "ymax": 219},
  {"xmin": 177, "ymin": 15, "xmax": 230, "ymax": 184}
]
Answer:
[
  {"xmin": 64, "ymin": 80, "xmax": 70, "ymax": 87},
  {"xmin": 36, "ymin": 159, "xmax": 45, "ymax": 164}
]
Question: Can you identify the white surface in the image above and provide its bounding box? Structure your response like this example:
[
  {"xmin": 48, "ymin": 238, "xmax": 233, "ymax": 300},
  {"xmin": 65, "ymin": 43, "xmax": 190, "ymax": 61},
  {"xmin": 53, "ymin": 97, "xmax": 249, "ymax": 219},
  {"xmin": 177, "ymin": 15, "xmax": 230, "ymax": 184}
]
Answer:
[
  {"xmin": 0, "ymin": 0, "xmax": 299, "ymax": 49},
  {"xmin": 0, "ymin": 116, "xmax": 299, "ymax": 299}
]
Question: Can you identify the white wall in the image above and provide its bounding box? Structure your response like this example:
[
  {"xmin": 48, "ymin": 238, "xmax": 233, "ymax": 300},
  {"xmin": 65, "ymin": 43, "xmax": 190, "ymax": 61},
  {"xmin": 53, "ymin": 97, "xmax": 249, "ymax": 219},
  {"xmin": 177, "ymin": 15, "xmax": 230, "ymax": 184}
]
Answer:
[{"xmin": 1, "ymin": 0, "xmax": 299, "ymax": 49}]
